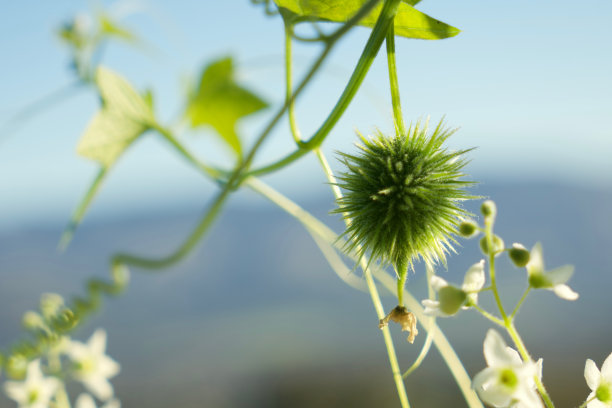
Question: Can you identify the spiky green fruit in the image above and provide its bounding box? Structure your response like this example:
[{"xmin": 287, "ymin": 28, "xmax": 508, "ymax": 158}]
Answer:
[{"xmin": 334, "ymin": 120, "xmax": 473, "ymax": 274}]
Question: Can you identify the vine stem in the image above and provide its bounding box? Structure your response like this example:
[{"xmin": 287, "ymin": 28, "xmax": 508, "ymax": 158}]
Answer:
[
  {"xmin": 107, "ymin": 0, "xmax": 387, "ymax": 270},
  {"xmin": 284, "ymin": 23, "xmax": 302, "ymax": 145},
  {"xmin": 402, "ymin": 264, "xmax": 436, "ymax": 379},
  {"xmin": 484, "ymin": 220, "xmax": 555, "ymax": 408},
  {"xmin": 245, "ymin": 0, "xmax": 401, "ymax": 179},
  {"xmin": 243, "ymin": 173, "xmax": 484, "ymax": 408},
  {"xmin": 505, "ymin": 323, "xmax": 555, "ymax": 408},
  {"xmin": 314, "ymin": 148, "xmax": 410, "ymax": 408},
  {"xmin": 386, "ymin": 20, "xmax": 406, "ymax": 135},
  {"xmin": 510, "ymin": 287, "xmax": 531, "ymax": 320}
]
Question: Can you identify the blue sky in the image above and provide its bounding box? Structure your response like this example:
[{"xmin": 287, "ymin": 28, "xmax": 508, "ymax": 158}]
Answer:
[{"xmin": 0, "ymin": 0, "xmax": 611, "ymax": 229}]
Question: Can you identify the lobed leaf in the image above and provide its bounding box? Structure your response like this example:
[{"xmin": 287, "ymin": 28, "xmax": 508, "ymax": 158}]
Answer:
[
  {"xmin": 186, "ymin": 57, "xmax": 268, "ymax": 156},
  {"xmin": 76, "ymin": 67, "xmax": 155, "ymax": 167},
  {"xmin": 273, "ymin": 0, "xmax": 459, "ymax": 39}
]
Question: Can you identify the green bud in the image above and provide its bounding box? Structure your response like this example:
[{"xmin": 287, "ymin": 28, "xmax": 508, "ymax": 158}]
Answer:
[
  {"xmin": 22, "ymin": 311, "xmax": 46, "ymax": 332},
  {"xmin": 508, "ymin": 243, "xmax": 530, "ymax": 267},
  {"xmin": 481, "ymin": 200, "xmax": 497, "ymax": 220},
  {"xmin": 459, "ymin": 220, "xmax": 479, "ymax": 238},
  {"xmin": 40, "ymin": 293, "xmax": 65, "ymax": 321},
  {"xmin": 51, "ymin": 309, "xmax": 78, "ymax": 331},
  {"xmin": 479, "ymin": 235, "xmax": 505, "ymax": 256},
  {"xmin": 529, "ymin": 273, "xmax": 551, "ymax": 289},
  {"xmin": 6, "ymin": 354, "xmax": 28, "ymax": 380},
  {"xmin": 438, "ymin": 285, "xmax": 467, "ymax": 315}
]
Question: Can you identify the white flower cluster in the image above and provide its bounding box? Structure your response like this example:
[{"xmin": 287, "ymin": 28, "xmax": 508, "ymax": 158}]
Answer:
[
  {"xmin": 2, "ymin": 329, "xmax": 120, "ymax": 408},
  {"xmin": 472, "ymin": 330, "xmax": 543, "ymax": 408}
]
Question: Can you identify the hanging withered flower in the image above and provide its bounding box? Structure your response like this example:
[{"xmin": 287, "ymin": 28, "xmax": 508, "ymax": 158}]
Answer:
[{"xmin": 334, "ymin": 119, "xmax": 473, "ymax": 334}]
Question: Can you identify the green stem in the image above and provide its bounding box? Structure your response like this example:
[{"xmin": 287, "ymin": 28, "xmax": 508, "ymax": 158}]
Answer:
[
  {"xmin": 59, "ymin": 167, "xmax": 108, "ymax": 250},
  {"xmin": 510, "ymin": 287, "xmax": 531, "ymax": 321},
  {"xmin": 111, "ymin": 187, "xmax": 229, "ymax": 270},
  {"xmin": 105, "ymin": 0, "xmax": 388, "ymax": 271},
  {"xmin": 386, "ymin": 20, "xmax": 406, "ymax": 135},
  {"xmin": 396, "ymin": 260, "xmax": 407, "ymax": 306},
  {"xmin": 578, "ymin": 396, "xmax": 597, "ymax": 408},
  {"xmin": 244, "ymin": 174, "xmax": 483, "ymax": 408},
  {"xmin": 245, "ymin": 0, "xmax": 401, "ymax": 179},
  {"xmin": 471, "ymin": 304, "xmax": 504, "ymax": 327},
  {"xmin": 402, "ymin": 264, "xmax": 436, "ymax": 378},
  {"xmin": 484, "ymin": 219, "xmax": 508, "ymax": 322},
  {"xmin": 506, "ymin": 323, "xmax": 555, "ymax": 408},
  {"xmin": 153, "ymin": 124, "xmax": 223, "ymax": 180},
  {"xmin": 364, "ymin": 262, "xmax": 411, "ymax": 408},
  {"xmin": 284, "ymin": 23, "xmax": 303, "ymax": 145},
  {"xmin": 314, "ymin": 148, "xmax": 410, "ymax": 408},
  {"xmin": 0, "ymin": 81, "xmax": 84, "ymax": 143}
]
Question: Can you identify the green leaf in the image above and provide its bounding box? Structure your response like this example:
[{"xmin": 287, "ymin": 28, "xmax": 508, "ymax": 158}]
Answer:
[
  {"xmin": 186, "ymin": 57, "xmax": 268, "ymax": 156},
  {"xmin": 76, "ymin": 67, "xmax": 155, "ymax": 167},
  {"xmin": 273, "ymin": 0, "xmax": 459, "ymax": 40},
  {"xmin": 99, "ymin": 14, "xmax": 135, "ymax": 42}
]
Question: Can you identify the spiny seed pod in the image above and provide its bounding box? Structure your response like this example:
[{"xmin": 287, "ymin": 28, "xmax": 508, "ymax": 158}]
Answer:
[{"xmin": 334, "ymin": 119, "xmax": 473, "ymax": 274}]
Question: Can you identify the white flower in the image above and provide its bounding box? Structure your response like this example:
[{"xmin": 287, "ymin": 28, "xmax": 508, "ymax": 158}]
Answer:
[
  {"xmin": 422, "ymin": 260, "xmax": 485, "ymax": 316},
  {"xmin": 67, "ymin": 329, "xmax": 120, "ymax": 401},
  {"xmin": 3, "ymin": 359, "xmax": 60, "ymax": 408},
  {"xmin": 75, "ymin": 393, "xmax": 121, "ymax": 408},
  {"xmin": 526, "ymin": 243, "xmax": 578, "ymax": 301},
  {"xmin": 472, "ymin": 330, "xmax": 543, "ymax": 408},
  {"xmin": 584, "ymin": 352, "xmax": 612, "ymax": 407}
]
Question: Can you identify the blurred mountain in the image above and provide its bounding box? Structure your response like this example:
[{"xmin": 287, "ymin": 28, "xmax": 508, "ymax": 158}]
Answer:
[{"xmin": 1, "ymin": 181, "xmax": 610, "ymax": 407}]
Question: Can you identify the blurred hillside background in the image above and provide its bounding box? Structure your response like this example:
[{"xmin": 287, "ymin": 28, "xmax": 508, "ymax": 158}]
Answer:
[{"xmin": 1, "ymin": 1, "xmax": 611, "ymax": 407}]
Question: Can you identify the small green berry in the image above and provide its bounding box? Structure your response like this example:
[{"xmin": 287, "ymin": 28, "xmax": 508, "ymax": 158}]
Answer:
[
  {"xmin": 481, "ymin": 200, "xmax": 497, "ymax": 220},
  {"xmin": 334, "ymin": 119, "xmax": 473, "ymax": 272},
  {"xmin": 438, "ymin": 286, "xmax": 467, "ymax": 315},
  {"xmin": 508, "ymin": 243, "xmax": 530, "ymax": 267},
  {"xmin": 480, "ymin": 235, "xmax": 505, "ymax": 256},
  {"xmin": 459, "ymin": 220, "xmax": 479, "ymax": 238}
]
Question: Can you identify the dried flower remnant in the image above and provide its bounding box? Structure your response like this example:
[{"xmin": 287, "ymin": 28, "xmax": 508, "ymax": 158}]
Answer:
[{"xmin": 379, "ymin": 306, "xmax": 418, "ymax": 343}]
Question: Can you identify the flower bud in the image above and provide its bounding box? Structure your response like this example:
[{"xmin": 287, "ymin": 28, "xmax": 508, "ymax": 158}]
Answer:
[
  {"xmin": 438, "ymin": 285, "xmax": 467, "ymax": 315},
  {"xmin": 480, "ymin": 235, "xmax": 505, "ymax": 256},
  {"xmin": 480, "ymin": 200, "xmax": 497, "ymax": 220},
  {"xmin": 508, "ymin": 243, "xmax": 530, "ymax": 267},
  {"xmin": 40, "ymin": 293, "xmax": 65, "ymax": 321},
  {"xmin": 459, "ymin": 220, "xmax": 479, "ymax": 238},
  {"xmin": 22, "ymin": 311, "xmax": 46, "ymax": 332}
]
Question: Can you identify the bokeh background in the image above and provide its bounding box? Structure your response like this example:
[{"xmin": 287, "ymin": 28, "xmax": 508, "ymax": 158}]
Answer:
[{"xmin": 1, "ymin": 1, "xmax": 611, "ymax": 407}]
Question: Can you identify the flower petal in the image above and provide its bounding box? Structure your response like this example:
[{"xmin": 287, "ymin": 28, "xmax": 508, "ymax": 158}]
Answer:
[
  {"xmin": 546, "ymin": 265, "xmax": 574, "ymax": 285},
  {"xmin": 587, "ymin": 398, "xmax": 609, "ymax": 408},
  {"xmin": 472, "ymin": 368, "xmax": 513, "ymax": 407},
  {"xmin": 601, "ymin": 352, "xmax": 612, "ymax": 381},
  {"xmin": 76, "ymin": 393, "xmax": 97, "ymax": 408},
  {"xmin": 526, "ymin": 243, "xmax": 544, "ymax": 276},
  {"xmin": 3, "ymin": 381, "xmax": 29, "ymax": 404},
  {"xmin": 430, "ymin": 275, "xmax": 449, "ymax": 291},
  {"xmin": 484, "ymin": 330, "xmax": 518, "ymax": 367},
  {"xmin": 513, "ymin": 383, "xmax": 544, "ymax": 408},
  {"xmin": 463, "ymin": 260, "xmax": 486, "ymax": 292},
  {"xmin": 552, "ymin": 284, "xmax": 579, "ymax": 301},
  {"xmin": 89, "ymin": 329, "xmax": 108, "ymax": 355},
  {"xmin": 422, "ymin": 299, "xmax": 444, "ymax": 316},
  {"xmin": 584, "ymin": 359, "xmax": 600, "ymax": 390},
  {"xmin": 84, "ymin": 377, "xmax": 114, "ymax": 401}
]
